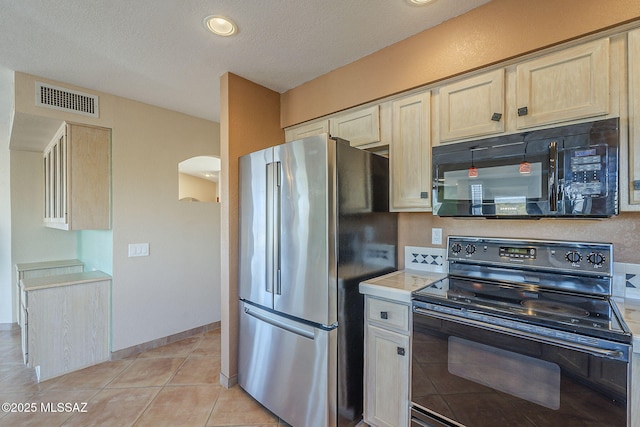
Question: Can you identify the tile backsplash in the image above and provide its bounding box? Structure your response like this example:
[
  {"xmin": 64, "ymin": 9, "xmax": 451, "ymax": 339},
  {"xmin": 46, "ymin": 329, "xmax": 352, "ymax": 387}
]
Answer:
[
  {"xmin": 405, "ymin": 246, "xmax": 446, "ymax": 274},
  {"xmin": 614, "ymin": 262, "xmax": 640, "ymax": 300}
]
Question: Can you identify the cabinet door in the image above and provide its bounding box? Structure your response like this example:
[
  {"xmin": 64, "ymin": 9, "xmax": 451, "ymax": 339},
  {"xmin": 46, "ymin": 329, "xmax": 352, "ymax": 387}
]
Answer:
[
  {"xmin": 284, "ymin": 119, "xmax": 329, "ymax": 142},
  {"xmin": 364, "ymin": 324, "xmax": 409, "ymax": 427},
  {"xmin": 43, "ymin": 125, "xmax": 67, "ymax": 228},
  {"xmin": 28, "ymin": 280, "xmax": 110, "ymax": 381},
  {"xmin": 390, "ymin": 91, "xmax": 431, "ymax": 211},
  {"xmin": 329, "ymin": 105, "xmax": 380, "ymax": 147},
  {"xmin": 516, "ymin": 38, "xmax": 609, "ymax": 129},
  {"xmin": 438, "ymin": 69, "xmax": 505, "ymax": 143},
  {"xmin": 67, "ymin": 124, "xmax": 111, "ymax": 230},
  {"xmin": 628, "ymin": 29, "xmax": 640, "ymax": 206}
]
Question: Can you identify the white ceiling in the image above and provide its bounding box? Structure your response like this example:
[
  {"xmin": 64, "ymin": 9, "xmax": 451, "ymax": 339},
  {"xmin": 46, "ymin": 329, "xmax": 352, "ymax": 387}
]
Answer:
[{"xmin": 0, "ymin": 0, "xmax": 490, "ymax": 124}]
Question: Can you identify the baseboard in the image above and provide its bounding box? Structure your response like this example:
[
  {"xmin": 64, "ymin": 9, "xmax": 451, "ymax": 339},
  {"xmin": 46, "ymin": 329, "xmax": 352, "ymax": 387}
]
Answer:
[
  {"xmin": 220, "ymin": 371, "xmax": 238, "ymax": 389},
  {"xmin": 0, "ymin": 322, "xmax": 19, "ymax": 331},
  {"xmin": 110, "ymin": 321, "xmax": 220, "ymax": 360}
]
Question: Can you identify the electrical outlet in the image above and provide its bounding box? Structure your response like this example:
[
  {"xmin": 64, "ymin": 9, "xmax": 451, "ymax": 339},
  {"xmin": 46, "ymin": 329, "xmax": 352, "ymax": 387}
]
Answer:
[{"xmin": 431, "ymin": 228, "xmax": 443, "ymax": 245}]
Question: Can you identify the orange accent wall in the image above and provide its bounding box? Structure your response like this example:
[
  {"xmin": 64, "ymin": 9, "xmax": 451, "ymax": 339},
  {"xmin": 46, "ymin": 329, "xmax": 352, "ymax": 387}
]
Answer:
[
  {"xmin": 281, "ymin": 0, "xmax": 640, "ymax": 127},
  {"xmin": 220, "ymin": 73, "xmax": 283, "ymax": 385}
]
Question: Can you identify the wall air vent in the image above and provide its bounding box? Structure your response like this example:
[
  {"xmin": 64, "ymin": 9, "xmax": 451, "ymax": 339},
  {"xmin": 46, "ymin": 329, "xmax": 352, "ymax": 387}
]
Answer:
[{"xmin": 35, "ymin": 81, "xmax": 99, "ymax": 118}]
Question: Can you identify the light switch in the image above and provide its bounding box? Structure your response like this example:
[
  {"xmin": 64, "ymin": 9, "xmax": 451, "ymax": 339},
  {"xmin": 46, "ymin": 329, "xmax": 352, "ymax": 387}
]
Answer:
[{"xmin": 128, "ymin": 243, "xmax": 150, "ymax": 257}]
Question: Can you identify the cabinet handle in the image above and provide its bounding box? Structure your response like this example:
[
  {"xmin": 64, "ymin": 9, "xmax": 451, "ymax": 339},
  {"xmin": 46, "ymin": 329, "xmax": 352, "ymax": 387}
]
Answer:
[
  {"xmin": 517, "ymin": 106, "xmax": 529, "ymax": 116},
  {"xmin": 380, "ymin": 311, "xmax": 388, "ymax": 319},
  {"xmin": 491, "ymin": 112, "xmax": 502, "ymax": 122},
  {"xmin": 397, "ymin": 347, "xmax": 405, "ymax": 356},
  {"xmin": 420, "ymin": 192, "xmax": 429, "ymax": 199}
]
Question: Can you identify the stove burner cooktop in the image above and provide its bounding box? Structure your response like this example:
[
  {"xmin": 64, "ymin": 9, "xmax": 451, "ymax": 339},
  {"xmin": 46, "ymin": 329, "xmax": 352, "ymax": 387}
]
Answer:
[
  {"xmin": 521, "ymin": 299, "xmax": 590, "ymax": 318},
  {"xmin": 413, "ymin": 277, "xmax": 630, "ymax": 343}
]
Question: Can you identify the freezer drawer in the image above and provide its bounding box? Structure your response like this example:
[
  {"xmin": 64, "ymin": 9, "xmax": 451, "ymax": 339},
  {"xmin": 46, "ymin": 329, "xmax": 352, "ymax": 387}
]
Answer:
[{"xmin": 239, "ymin": 301, "xmax": 337, "ymax": 427}]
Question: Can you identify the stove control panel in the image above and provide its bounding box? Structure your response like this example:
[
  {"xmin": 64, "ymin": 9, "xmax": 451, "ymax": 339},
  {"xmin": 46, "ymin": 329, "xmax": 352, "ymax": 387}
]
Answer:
[{"xmin": 447, "ymin": 236, "xmax": 613, "ymax": 276}]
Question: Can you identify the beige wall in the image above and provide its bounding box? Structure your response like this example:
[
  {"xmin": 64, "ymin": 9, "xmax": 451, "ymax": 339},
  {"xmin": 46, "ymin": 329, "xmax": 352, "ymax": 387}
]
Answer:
[
  {"xmin": 111, "ymin": 96, "xmax": 221, "ymax": 350},
  {"xmin": 9, "ymin": 72, "xmax": 222, "ymax": 351},
  {"xmin": 281, "ymin": 0, "xmax": 640, "ymax": 127},
  {"xmin": 178, "ymin": 173, "xmax": 218, "ymax": 203},
  {"xmin": 0, "ymin": 67, "xmax": 12, "ymax": 324},
  {"xmin": 220, "ymin": 73, "xmax": 283, "ymax": 386}
]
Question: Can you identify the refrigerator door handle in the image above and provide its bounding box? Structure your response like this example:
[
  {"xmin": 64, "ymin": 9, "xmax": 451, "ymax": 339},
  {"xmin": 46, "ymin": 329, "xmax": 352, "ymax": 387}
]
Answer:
[
  {"xmin": 275, "ymin": 161, "xmax": 282, "ymax": 295},
  {"xmin": 244, "ymin": 306, "xmax": 315, "ymax": 340},
  {"xmin": 266, "ymin": 162, "xmax": 276, "ymax": 294}
]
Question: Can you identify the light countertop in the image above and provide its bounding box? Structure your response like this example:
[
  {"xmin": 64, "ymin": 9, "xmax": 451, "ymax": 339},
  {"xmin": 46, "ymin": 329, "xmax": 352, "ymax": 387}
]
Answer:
[
  {"xmin": 359, "ymin": 270, "xmax": 446, "ymax": 303},
  {"xmin": 15, "ymin": 259, "xmax": 83, "ymax": 272},
  {"xmin": 21, "ymin": 270, "xmax": 112, "ymax": 291}
]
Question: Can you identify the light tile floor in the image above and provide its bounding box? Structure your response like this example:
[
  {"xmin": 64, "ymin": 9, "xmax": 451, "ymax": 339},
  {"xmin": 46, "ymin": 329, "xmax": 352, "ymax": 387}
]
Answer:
[{"xmin": 0, "ymin": 327, "xmax": 290, "ymax": 426}]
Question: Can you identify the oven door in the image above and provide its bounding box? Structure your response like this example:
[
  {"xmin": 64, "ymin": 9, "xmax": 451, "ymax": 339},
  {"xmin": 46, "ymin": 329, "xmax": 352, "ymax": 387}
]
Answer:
[{"xmin": 411, "ymin": 304, "xmax": 629, "ymax": 427}]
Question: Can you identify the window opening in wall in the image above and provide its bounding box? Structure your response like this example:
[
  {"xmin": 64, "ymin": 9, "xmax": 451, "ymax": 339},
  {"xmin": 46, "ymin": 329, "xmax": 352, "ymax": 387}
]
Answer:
[{"xmin": 178, "ymin": 156, "xmax": 221, "ymax": 203}]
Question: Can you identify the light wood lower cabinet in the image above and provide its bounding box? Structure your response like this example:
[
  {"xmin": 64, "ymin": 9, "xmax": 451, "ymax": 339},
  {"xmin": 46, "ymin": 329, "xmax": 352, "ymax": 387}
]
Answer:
[
  {"xmin": 364, "ymin": 296, "xmax": 410, "ymax": 427},
  {"xmin": 16, "ymin": 260, "xmax": 85, "ymax": 364},
  {"xmin": 22, "ymin": 271, "xmax": 111, "ymax": 382}
]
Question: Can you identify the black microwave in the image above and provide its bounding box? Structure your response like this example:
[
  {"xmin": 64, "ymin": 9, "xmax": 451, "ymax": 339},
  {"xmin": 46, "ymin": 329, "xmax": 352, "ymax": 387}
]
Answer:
[{"xmin": 432, "ymin": 118, "xmax": 619, "ymax": 218}]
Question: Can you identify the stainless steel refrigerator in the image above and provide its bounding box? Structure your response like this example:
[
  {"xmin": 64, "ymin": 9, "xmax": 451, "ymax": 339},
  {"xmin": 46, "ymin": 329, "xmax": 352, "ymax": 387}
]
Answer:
[{"xmin": 238, "ymin": 134, "xmax": 397, "ymax": 427}]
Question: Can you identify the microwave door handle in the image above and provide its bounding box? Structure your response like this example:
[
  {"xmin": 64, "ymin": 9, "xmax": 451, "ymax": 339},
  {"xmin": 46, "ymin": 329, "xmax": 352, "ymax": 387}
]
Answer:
[{"xmin": 548, "ymin": 141, "xmax": 558, "ymax": 212}]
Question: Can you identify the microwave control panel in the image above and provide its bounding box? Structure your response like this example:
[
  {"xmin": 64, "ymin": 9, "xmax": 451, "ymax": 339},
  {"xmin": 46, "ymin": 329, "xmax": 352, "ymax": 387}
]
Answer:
[{"xmin": 563, "ymin": 144, "xmax": 608, "ymax": 197}]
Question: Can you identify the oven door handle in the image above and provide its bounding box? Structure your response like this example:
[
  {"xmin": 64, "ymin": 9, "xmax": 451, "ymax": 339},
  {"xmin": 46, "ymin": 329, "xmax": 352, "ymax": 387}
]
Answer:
[{"xmin": 413, "ymin": 306, "xmax": 627, "ymax": 361}]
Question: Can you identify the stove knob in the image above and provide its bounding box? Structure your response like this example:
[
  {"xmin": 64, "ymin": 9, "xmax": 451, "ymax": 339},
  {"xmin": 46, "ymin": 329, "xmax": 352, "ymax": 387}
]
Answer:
[
  {"xmin": 565, "ymin": 251, "xmax": 582, "ymax": 263},
  {"xmin": 451, "ymin": 243, "xmax": 462, "ymax": 254},
  {"xmin": 465, "ymin": 244, "xmax": 476, "ymax": 255},
  {"xmin": 587, "ymin": 252, "xmax": 605, "ymax": 266}
]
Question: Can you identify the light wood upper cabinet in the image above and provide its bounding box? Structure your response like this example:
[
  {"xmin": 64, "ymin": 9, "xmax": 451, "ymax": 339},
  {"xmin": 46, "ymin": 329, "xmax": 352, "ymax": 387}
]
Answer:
[
  {"xmin": 390, "ymin": 91, "xmax": 431, "ymax": 211},
  {"xmin": 44, "ymin": 122, "xmax": 111, "ymax": 230},
  {"xmin": 285, "ymin": 105, "xmax": 383, "ymax": 149},
  {"xmin": 329, "ymin": 105, "xmax": 380, "ymax": 147},
  {"xmin": 438, "ymin": 69, "xmax": 505, "ymax": 143},
  {"xmin": 284, "ymin": 119, "xmax": 329, "ymax": 142},
  {"xmin": 515, "ymin": 38, "xmax": 610, "ymax": 129},
  {"xmin": 628, "ymin": 29, "xmax": 640, "ymax": 207}
]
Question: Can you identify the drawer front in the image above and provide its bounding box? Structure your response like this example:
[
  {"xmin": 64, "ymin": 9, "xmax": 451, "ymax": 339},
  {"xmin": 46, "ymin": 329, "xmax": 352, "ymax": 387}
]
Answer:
[{"xmin": 367, "ymin": 297, "xmax": 409, "ymax": 332}]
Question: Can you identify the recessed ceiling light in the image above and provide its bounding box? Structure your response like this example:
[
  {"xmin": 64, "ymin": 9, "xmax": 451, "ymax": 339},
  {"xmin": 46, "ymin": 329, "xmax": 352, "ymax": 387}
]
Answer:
[
  {"xmin": 204, "ymin": 15, "xmax": 238, "ymax": 37},
  {"xmin": 409, "ymin": 0, "xmax": 435, "ymax": 4}
]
